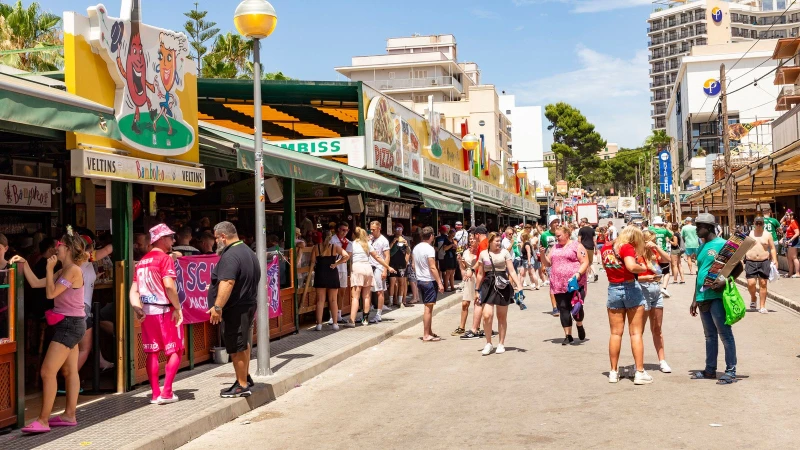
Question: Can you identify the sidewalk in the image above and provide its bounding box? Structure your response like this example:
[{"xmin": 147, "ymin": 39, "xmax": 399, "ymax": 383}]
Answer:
[
  {"xmin": 735, "ymin": 276, "xmax": 800, "ymax": 313},
  {"xmin": 0, "ymin": 292, "xmax": 463, "ymax": 450}
]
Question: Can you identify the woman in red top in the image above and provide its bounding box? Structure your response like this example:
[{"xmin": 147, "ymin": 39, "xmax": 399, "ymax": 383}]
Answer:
[
  {"xmin": 600, "ymin": 226, "xmax": 651, "ymax": 385},
  {"xmin": 783, "ymin": 212, "xmax": 800, "ymax": 278}
]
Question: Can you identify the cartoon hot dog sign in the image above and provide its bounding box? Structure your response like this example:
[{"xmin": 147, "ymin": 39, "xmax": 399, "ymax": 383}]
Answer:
[{"xmin": 87, "ymin": 1, "xmax": 195, "ymax": 155}]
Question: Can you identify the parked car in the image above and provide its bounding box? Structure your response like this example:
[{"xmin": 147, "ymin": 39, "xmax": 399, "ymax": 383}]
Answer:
[
  {"xmin": 599, "ymin": 210, "xmax": 612, "ymax": 219},
  {"xmin": 625, "ymin": 212, "xmax": 643, "ymax": 224}
]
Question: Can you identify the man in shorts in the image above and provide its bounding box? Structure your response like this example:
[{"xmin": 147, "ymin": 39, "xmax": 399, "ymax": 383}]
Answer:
[
  {"xmin": 682, "ymin": 217, "xmax": 700, "ymax": 275},
  {"xmin": 649, "ymin": 217, "xmax": 676, "ymax": 298},
  {"xmin": 413, "ymin": 226, "xmax": 444, "ymax": 341},
  {"xmin": 129, "ymin": 224, "xmax": 183, "ymax": 405},
  {"xmin": 744, "ymin": 216, "xmax": 778, "ymax": 314},
  {"xmin": 369, "ymin": 221, "xmax": 390, "ymax": 321},
  {"xmin": 207, "ymin": 221, "xmax": 261, "ymax": 398},
  {"xmin": 329, "ymin": 222, "xmax": 352, "ymax": 324},
  {"xmin": 539, "ymin": 215, "xmax": 561, "ymax": 315}
]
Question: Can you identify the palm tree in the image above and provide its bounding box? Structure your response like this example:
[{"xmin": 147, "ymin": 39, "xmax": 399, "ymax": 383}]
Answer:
[
  {"xmin": 207, "ymin": 32, "xmax": 252, "ymax": 75},
  {"xmin": 0, "ymin": 1, "xmax": 63, "ymax": 72},
  {"xmin": 645, "ymin": 129, "xmax": 671, "ymax": 150},
  {"xmin": 201, "ymin": 53, "xmax": 238, "ymax": 79}
]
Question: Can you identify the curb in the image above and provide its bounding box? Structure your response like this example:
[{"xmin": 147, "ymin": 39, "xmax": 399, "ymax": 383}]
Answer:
[
  {"xmin": 734, "ymin": 278, "xmax": 800, "ymax": 314},
  {"xmin": 121, "ymin": 292, "xmax": 465, "ymax": 450}
]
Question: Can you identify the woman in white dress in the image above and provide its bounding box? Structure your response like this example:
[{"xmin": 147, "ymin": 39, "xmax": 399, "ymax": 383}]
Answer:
[{"xmin": 452, "ymin": 233, "xmax": 478, "ymax": 336}]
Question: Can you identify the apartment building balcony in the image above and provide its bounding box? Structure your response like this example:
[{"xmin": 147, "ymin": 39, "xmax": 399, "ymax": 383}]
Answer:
[
  {"xmin": 651, "ymin": 108, "xmax": 666, "ymax": 116},
  {"xmin": 651, "ymin": 95, "xmax": 667, "ymax": 103},
  {"xmin": 650, "ymin": 65, "xmax": 665, "ymax": 74},
  {"xmin": 776, "ymin": 85, "xmax": 800, "ymax": 111},
  {"xmin": 649, "ymin": 52, "xmax": 665, "ymax": 61},
  {"xmin": 772, "ymin": 36, "xmax": 800, "ymax": 60},
  {"xmin": 374, "ymin": 76, "xmax": 464, "ymax": 94},
  {"xmin": 649, "ymin": 39, "xmax": 665, "ymax": 47}
]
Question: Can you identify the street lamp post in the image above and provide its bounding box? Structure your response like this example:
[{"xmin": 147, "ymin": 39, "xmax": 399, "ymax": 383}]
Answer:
[
  {"xmin": 462, "ymin": 134, "xmax": 480, "ymax": 228},
  {"xmin": 544, "ymin": 185, "xmax": 553, "ymax": 220},
  {"xmin": 516, "ymin": 167, "xmax": 528, "ymax": 227},
  {"xmin": 234, "ymin": 0, "xmax": 278, "ymax": 377}
]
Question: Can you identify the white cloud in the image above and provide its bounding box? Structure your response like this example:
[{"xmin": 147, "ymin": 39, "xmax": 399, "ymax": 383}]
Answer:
[
  {"xmin": 515, "ymin": 25, "xmax": 526, "ymax": 31},
  {"xmin": 470, "ymin": 8, "xmax": 500, "ymax": 19},
  {"xmin": 512, "ymin": 0, "xmax": 652, "ymax": 13},
  {"xmin": 512, "ymin": 44, "xmax": 651, "ymax": 148}
]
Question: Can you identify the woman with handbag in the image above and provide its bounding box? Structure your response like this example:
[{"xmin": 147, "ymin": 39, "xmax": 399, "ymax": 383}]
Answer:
[
  {"xmin": 599, "ymin": 226, "xmax": 651, "ymax": 385},
  {"xmin": 309, "ymin": 235, "xmax": 350, "ymax": 331},
  {"xmin": 640, "ymin": 230, "xmax": 673, "ymax": 374},
  {"xmin": 541, "ymin": 226, "xmax": 590, "ymax": 346},
  {"xmin": 11, "ymin": 228, "xmax": 88, "ymax": 433},
  {"xmin": 475, "ymin": 232, "xmax": 522, "ymax": 356}
]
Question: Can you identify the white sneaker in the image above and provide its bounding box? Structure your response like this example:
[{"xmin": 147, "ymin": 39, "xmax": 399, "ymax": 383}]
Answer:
[
  {"xmin": 523, "ymin": 282, "xmax": 529, "ymax": 288},
  {"xmin": 314, "ymin": 324, "xmax": 322, "ymax": 331},
  {"xmin": 634, "ymin": 370, "xmax": 654, "ymax": 385},
  {"xmin": 327, "ymin": 318, "xmax": 334, "ymax": 325},
  {"xmin": 659, "ymin": 360, "xmax": 672, "ymax": 373},
  {"xmin": 660, "ymin": 288, "xmax": 671, "ymax": 298},
  {"xmin": 158, "ymin": 393, "xmax": 179, "ymax": 405},
  {"xmin": 481, "ymin": 343, "xmax": 494, "ymax": 356},
  {"xmin": 381, "ymin": 305, "xmax": 391, "ymax": 312},
  {"xmin": 608, "ymin": 370, "xmax": 619, "ymax": 383},
  {"xmin": 543, "ymin": 280, "xmax": 550, "ymax": 286},
  {"xmin": 332, "ymin": 324, "xmax": 340, "ymax": 331},
  {"xmin": 749, "ymin": 302, "xmax": 757, "ymax": 310},
  {"xmin": 375, "ymin": 313, "xmax": 383, "ymax": 322},
  {"xmin": 495, "ymin": 344, "xmax": 506, "ymax": 354},
  {"xmin": 759, "ymin": 308, "xmax": 768, "ymax": 314}
]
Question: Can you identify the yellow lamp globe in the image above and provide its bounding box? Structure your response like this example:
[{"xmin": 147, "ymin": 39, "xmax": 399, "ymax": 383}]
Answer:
[
  {"xmin": 234, "ymin": 0, "xmax": 278, "ymax": 39},
  {"xmin": 516, "ymin": 167, "xmax": 527, "ymax": 179},
  {"xmin": 462, "ymin": 133, "xmax": 480, "ymax": 151}
]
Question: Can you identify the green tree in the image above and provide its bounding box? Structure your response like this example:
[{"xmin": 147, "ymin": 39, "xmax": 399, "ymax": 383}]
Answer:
[
  {"xmin": 545, "ymin": 102, "xmax": 606, "ymax": 181},
  {"xmin": 645, "ymin": 129, "xmax": 671, "ymax": 150},
  {"xmin": 263, "ymin": 71, "xmax": 291, "ymax": 81},
  {"xmin": 0, "ymin": 0, "xmax": 62, "ymax": 72},
  {"xmin": 183, "ymin": 2, "xmax": 219, "ymax": 75}
]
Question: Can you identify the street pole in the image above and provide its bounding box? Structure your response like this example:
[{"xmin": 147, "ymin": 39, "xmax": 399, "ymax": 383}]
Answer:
[
  {"xmin": 721, "ymin": 63, "xmax": 735, "ymax": 237},
  {"xmin": 252, "ymin": 38, "xmax": 271, "ymax": 376},
  {"xmin": 649, "ymin": 150, "xmax": 654, "ymax": 222},
  {"xmin": 469, "ymin": 164, "xmax": 475, "ymax": 228}
]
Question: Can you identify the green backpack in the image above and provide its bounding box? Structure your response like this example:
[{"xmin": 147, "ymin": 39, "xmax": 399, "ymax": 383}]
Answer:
[
  {"xmin": 512, "ymin": 240, "xmax": 521, "ymax": 258},
  {"xmin": 722, "ymin": 277, "xmax": 746, "ymax": 326}
]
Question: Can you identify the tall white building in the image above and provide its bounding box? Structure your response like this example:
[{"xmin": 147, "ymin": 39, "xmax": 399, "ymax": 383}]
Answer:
[
  {"xmin": 499, "ymin": 95, "xmax": 546, "ymax": 190},
  {"xmin": 664, "ymin": 40, "xmax": 780, "ymax": 190},
  {"xmin": 648, "ymin": 0, "xmax": 800, "ymax": 131},
  {"xmin": 335, "ymin": 34, "xmax": 511, "ymax": 162}
]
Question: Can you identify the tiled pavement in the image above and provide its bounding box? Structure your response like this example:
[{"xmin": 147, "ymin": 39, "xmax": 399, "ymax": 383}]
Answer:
[{"xmin": 0, "ymin": 292, "xmax": 463, "ymax": 450}]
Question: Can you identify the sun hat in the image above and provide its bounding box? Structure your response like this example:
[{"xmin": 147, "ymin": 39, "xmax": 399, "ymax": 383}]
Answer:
[
  {"xmin": 652, "ymin": 216, "xmax": 665, "ymax": 225},
  {"xmin": 149, "ymin": 223, "xmax": 175, "ymax": 244},
  {"xmin": 695, "ymin": 213, "xmax": 716, "ymax": 225},
  {"xmin": 548, "ymin": 215, "xmax": 561, "ymax": 225}
]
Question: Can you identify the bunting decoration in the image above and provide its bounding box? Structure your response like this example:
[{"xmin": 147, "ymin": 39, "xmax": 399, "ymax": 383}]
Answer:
[
  {"xmin": 513, "ymin": 162, "xmax": 520, "ymax": 193},
  {"xmin": 479, "ymin": 134, "xmax": 489, "ymax": 177},
  {"xmin": 461, "ymin": 121, "xmax": 470, "ymax": 171}
]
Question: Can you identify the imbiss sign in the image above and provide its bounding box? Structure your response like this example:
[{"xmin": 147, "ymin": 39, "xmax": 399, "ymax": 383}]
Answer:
[{"xmin": 72, "ymin": 149, "xmax": 205, "ymax": 189}]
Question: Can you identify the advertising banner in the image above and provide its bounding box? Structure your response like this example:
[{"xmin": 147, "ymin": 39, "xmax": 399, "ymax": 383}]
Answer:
[
  {"xmin": 175, "ymin": 254, "xmax": 218, "ymax": 325},
  {"xmin": 364, "ymin": 95, "xmax": 423, "ymax": 183},
  {"xmin": 658, "ymin": 149, "xmax": 673, "ymax": 194},
  {"xmin": 175, "ymin": 254, "xmax": 282, "ymax": 325},
  {"xmin": 71, "ymin": 149, "xmax": 205, "ymax": 189},
  {"xmin": 272, "ymin": 136, "xmax": 366, "ymax": 168}
]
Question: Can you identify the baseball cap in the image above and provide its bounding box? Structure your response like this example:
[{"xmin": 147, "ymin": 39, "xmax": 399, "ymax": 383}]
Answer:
[
  {"xmin": 455, "ymin": 221, "xmax": 463, "ymax": 228},
  {"xmin": 696, "ymin": 213, "xmax": 716, "ymax": 225},
  {"xmin": 80, "ymin": 235, "xmax": 94, "ymax": 247},
  {"xmin": 548, "ymin": 215, "xmax": 561, "ymax": 225},
  {"xmin": 754, "ymin": 217, "xmax": 765, "ymax": 224},
  {"xmin": 685, "ymin": 217, "xmax": 693, "ymax": 222},
  {"xmin": 149, "ymin": 223, "xmax": 175, "ymax": 244},
  {"xmin": 652, "ymin": 216, "xmax": 665, "ymax": 225},
  {"xmin": 439, "ymin": 225, "xmax": 448, "ymax": 233},
  {"xmin": 474, "ymin": 226, "xmax": 488, "ymax": 235}
]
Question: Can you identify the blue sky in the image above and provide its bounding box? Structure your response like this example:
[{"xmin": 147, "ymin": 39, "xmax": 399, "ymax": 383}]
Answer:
[{"xmin": 37, "ymin": 0, "xmax": 656, "ymax": 148}]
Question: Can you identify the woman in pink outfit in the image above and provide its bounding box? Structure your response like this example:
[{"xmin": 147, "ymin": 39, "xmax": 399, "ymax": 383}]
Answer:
[
  {"xmin": 12, "ymin": 228, "xmax": 88, "ymax": 433},
  {"xmin": 541, "ymin": 225, "xmax": 590, "ymax": 345}
]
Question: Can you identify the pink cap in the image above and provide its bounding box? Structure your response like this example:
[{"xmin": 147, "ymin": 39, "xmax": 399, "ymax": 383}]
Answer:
[{"xmin": 149, "ymin": 223, "xmax": 175, "ymax": 244}]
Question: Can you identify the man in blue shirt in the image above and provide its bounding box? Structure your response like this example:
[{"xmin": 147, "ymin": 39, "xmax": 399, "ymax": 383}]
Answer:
[{"xmin": 690, "ymin": 213, "xmax": 744, "ymax": 383}]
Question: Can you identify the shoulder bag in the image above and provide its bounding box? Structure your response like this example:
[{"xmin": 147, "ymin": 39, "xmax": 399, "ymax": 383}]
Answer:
[{"xmin": 488, "ymin": 253, "xmax": 510, "ymax": 290}]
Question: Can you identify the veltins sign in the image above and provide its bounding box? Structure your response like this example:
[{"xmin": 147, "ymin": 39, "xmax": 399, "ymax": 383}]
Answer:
[
  {"xmin": 87, "ymin": 1, "xmax": 196, "ymax": 156},
  {"xmin": 72, "ymin": 149, "xmax": 205, "ymax": 189},
  {"xmin": 0, "ymin": 178, "xmax": 52, "ymax": 209}
]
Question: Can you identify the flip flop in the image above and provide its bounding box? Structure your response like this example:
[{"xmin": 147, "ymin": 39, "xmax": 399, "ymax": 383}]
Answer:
[
  {"xmin": 21, "ymin": 421, "xmax": 51, "ymax": 434},
  {"xmin": 48, "ymin": 416, "xmax": 78, "ymax": 427},
  {"xmin": 422, "ymin": 336, "xmax": 442, "ymax": 342}
]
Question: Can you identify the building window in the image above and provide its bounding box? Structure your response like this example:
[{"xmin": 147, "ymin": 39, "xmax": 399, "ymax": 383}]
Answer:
[
  {"xmin": 604, "ymin": 156, "xmax": 609, "ymax": 160},
  {"xmin": 413, "ymin": 95, "xmax": 428, "ymax": 103},
  {"xmin": 506, "ymin": 109, "xmax": 511, "ymax": 115},
  {"xmin": 414, "ymin": 69, "xmax": 428, "ymax": 79}
]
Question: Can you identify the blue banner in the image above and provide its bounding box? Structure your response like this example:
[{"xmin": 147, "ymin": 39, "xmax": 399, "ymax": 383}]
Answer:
[{"xmin": 658, "ymin": 149, "xmax": 672, "ymax": 194}]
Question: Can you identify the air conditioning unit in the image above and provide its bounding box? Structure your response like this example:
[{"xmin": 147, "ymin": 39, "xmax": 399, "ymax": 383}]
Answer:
[{"xmin": 431, "ymin": 79, "xmax": 438, "ymax": 85}]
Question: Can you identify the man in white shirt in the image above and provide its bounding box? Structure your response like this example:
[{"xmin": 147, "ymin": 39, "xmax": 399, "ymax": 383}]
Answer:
[
  {"xmin": 413, "ymin": 226, "xmax": 444, "ymax": 342},
  {"xmin": 453, "ymin": 221, "xmax": 468, "ymax": 251},
  {"xmin": 369, "ymin": 220, "xmax": 391, "ymax": 322},
  {"xmin": 606, "ymin": 221, "xmax": 618, "ymax": 241},
  {"xmin": 329, "ymin": 222, "xmax": 352, "ymax": 324}
]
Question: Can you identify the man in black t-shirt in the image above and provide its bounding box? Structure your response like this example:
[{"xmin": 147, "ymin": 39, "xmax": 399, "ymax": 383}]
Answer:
[
  {"xmin": 207, "ymin": 221, "xmax": 260, "ymax": 398},
  {"xmin": 577, "ymin": 218, "xmax": 598, "ymax": 282}
]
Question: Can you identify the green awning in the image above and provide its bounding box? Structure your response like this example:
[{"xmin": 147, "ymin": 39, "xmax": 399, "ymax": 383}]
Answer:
[
  {"xmin": 0, "ymin": 74, "xmax": 120, "ymax": 139},
  {"xmin": 397, "ymin": 181, "xmax": 463, "ymax": 213},
  {"xmin": 198, "ymin": 122, "xmax": 399, "ymax": 197}
]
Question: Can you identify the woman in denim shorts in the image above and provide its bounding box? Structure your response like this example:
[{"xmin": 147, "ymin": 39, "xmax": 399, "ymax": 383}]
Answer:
[
  {"xmin": 640, "ymin": 230, "xmax": 673, "ymax": 374},
  {"xmin": 599, "ymin": 226, "xmax": 652, "ymax": 385}
]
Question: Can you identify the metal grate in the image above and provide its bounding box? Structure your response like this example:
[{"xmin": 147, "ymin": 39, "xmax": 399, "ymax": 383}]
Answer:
[
  {"xmin": 0, "ymin": 361, "xmax": 10, "ymax": 410},
  {"xmin": 193, "ymin": 324, "xmax": 206, "ymax": 352}
]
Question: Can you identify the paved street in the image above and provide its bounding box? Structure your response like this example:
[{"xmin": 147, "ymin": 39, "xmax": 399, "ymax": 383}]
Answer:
[{"xmin": 183, "ymin": 271, "xmax": 800, "ymax": 450}]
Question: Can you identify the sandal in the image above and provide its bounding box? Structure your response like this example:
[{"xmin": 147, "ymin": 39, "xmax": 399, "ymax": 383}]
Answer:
[
  {"xmin": 422, "ymin": 336, "xmax": 442, "ymax": 342},
  {"xmin": 692, "ymin": 370, "xmax": 717, "ymax": 380},
  {"xmin": 21, "ymin": 421, "xmax": 51, "ymax": 434},
  {"xmin": 48, "ymin": 416, "xmax": 78, "ymax": 427}
]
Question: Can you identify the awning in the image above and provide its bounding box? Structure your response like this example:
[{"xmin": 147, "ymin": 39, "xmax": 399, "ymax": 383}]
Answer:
[
  {"xmin": 397, "ymin": 181, "xmax": 462, "ymax": 213},
  {"xmin": 198, "ymin": 122, "xmax": 399, "ymax": 197},
  {"xmin": 0, "ymin": 73, "xmax": 119, "ymax": 139}
]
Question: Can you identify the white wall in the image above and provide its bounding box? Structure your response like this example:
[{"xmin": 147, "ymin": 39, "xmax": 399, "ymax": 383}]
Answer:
[{"xmin": 500, "ymin": 95, "xmax": 546, "ymax": 189}]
